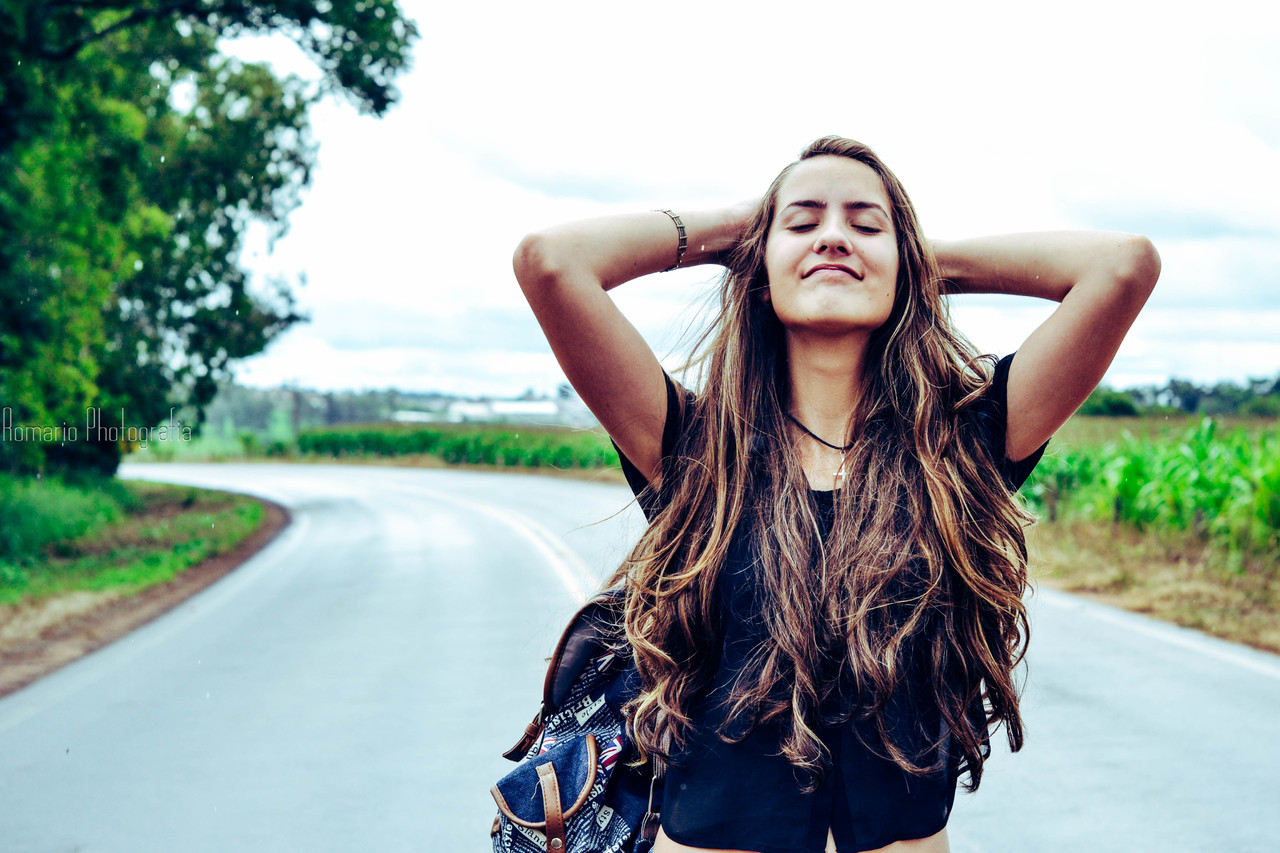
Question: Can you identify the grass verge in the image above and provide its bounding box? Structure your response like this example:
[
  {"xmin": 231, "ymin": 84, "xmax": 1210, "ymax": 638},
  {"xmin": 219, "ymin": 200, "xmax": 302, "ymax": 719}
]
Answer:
[
  {"xmin": 0, "ymin": 480, "xmax": 263, "ymax": 606},
  {"xmin": 1028, "ymin": 518, "xmax": 1280, "ymax": 654}
]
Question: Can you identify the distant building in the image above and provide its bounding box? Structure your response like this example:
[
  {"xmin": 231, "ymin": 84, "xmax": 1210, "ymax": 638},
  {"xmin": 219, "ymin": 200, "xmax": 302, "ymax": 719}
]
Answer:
[
  {"xmin": 438, "ymin": 401, "xmax": 480, "ymax": 422},
  {"xmin": 422, "ymin": 392, "xmax": 597, "ymax": 427},
  {"xmin": 392, "ymin": 410, "xmax": 438, "ymax": 423},
  {"xmin": 490, "ymin": 400, "xmax": 559, "ymax": 418}
]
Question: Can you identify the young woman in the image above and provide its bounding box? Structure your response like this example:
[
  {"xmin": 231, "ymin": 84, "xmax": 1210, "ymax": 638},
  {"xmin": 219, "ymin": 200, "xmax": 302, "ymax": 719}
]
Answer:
[{"xmin": 512, "ymin": 137, "xmax": 1159, "ymax": 853}]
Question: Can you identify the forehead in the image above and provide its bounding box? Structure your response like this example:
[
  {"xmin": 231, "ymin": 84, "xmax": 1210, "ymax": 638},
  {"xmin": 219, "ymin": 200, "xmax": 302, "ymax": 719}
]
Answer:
[{"xmin": 775, "ymin": 155, "xmax": 891, "ymax": 212}]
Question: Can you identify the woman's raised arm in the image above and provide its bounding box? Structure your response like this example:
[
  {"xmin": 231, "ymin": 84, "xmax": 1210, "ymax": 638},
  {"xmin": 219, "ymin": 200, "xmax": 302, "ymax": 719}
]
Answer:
[
  {"xmin": 513, "ymin": 207, "xmax": 747, "ymax": 481},
  {"xmin": 934, "ymin": 231, "xmax": 1161, "ymax": 462}
]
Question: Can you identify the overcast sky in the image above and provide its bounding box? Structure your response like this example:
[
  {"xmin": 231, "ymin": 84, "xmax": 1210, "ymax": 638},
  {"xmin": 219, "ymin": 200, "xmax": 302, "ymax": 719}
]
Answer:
[{"xmin": 225, "ymin": 0, "xmax": 1280, "ymax": 397}]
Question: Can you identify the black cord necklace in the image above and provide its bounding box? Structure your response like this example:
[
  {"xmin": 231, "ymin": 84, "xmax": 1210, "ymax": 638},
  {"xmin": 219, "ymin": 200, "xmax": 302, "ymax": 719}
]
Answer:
[{"xmin": 784, "ymin": 412, "xmax": 854, "ymax": 452}]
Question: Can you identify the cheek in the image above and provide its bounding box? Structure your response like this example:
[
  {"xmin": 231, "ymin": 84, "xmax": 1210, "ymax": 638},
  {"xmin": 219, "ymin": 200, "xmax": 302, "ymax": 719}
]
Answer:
[
  {"xmin": 875, "ymin": 238, "xmax": 899, "ymax": 272},
  {"xmin": 877, "ymin": 246, "xmax": 901, "ymax": 297}
]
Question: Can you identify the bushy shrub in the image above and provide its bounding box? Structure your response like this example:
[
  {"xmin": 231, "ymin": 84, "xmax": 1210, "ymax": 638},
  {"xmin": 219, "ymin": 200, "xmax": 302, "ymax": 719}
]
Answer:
[{"xmin": 0, "ymin": 476, "xmax": 123, "ymax": 561}]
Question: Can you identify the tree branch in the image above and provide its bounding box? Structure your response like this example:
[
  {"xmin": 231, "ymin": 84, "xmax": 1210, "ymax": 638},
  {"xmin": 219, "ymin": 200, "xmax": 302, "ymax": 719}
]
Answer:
[
  {"xmin": 45, "ymin": 1, "xmax": 139, "ymax": 10},
  {"xmin": 33, "ymin": 1, "xmax": 215, "ymax": 61}
]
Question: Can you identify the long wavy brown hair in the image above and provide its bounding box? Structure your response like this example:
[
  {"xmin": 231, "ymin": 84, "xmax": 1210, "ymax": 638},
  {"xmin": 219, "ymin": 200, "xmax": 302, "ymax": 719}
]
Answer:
[{"xmin": 607, "ymin": 136, "xmax": 1034, "ymax": 792}]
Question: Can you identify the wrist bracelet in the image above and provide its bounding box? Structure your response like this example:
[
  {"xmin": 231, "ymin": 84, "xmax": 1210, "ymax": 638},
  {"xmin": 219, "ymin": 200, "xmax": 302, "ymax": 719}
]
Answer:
[{"xmin": 657, "ymin": 209, "xmax": 687, "ymax": 271}]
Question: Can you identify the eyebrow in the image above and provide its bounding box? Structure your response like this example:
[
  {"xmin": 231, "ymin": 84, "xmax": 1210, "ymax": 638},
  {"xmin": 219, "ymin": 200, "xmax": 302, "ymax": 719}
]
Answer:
[{"xmin": 781, "ymin": 199, "xmax": 890, "ymax": 217}]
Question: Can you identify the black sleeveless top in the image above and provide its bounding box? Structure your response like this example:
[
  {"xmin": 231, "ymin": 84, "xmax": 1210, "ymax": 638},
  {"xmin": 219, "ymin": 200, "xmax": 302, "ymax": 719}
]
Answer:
[{"xmin": 615, "ymin": 354, "xmax": 1046, "ymax": 853}]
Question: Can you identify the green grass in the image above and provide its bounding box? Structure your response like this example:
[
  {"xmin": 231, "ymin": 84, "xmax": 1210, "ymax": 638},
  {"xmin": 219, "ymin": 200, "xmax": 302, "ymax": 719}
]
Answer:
[
  {"xmin": 1053, "ymin": 413, "xmax": 1277, "ymax": 447},
  {"xmin": 132, "ymin": 431, "xmax": 267, "ymax": 462},
  {"xmin": 0, "ymin": 475, "xmax": 130, "ymax": 562},
  {"xmin": 0, "ymin": 478, "xmax": 264, "ymax": 606}
]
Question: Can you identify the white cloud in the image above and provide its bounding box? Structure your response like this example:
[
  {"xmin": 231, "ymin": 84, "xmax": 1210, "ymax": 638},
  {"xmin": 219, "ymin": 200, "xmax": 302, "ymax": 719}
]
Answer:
[
  {"xmin": 233, "ymin": 330, "xmax": 567, "ymax": 396},
  {"xmin": 1147, "ymin": 237, "xmax": 1280, "ymax": 309},
  {"xmin": 226, "ymin": 0, "xmax": 1280, "ymax": 394}
]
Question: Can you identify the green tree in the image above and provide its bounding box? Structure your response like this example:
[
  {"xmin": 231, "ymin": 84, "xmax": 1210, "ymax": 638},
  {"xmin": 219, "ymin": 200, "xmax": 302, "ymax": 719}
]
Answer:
[
  {"xmin": 1078, "ymin": 386, "xmax": 1140, "ymax": 417},
  {"xmin": 1164, "ymin": 379, "xmax": 1204, "ymax": 414},
  {"xmin": 0, "ymin": 1, "xmax": 417, "ymax": 474}
]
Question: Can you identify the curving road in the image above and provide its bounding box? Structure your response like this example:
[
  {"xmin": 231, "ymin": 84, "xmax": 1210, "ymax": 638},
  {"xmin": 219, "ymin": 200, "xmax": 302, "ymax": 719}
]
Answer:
[{"xmin": 1, "ymin": 463, "xmax": 1276, "ymax": 852}]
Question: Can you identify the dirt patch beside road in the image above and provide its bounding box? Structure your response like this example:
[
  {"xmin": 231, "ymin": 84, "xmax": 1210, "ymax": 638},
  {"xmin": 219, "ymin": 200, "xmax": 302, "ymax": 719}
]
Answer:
[{"xmin": 0, "ymin": 500, "xmax": 289, "ymax": 700}]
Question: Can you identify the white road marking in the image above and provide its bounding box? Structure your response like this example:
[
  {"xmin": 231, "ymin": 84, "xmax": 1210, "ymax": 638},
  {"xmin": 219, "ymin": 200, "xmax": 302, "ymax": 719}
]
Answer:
[{"xmin": 377, "ymin": 481, "xmax": 597, "ymax": 604}]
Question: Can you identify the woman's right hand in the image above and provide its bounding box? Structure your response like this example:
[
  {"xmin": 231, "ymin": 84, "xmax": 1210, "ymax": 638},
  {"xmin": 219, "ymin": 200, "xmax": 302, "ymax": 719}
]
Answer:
[{"xmin": 704, "ymin": 198, "xmax": 760, "ymax": 266}]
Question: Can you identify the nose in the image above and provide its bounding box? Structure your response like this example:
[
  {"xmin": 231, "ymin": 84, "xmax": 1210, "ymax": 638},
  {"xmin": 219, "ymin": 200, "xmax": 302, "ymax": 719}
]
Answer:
[{"xmin": 812, "ymin": 218, "xmax": 851, "ymax": 255}]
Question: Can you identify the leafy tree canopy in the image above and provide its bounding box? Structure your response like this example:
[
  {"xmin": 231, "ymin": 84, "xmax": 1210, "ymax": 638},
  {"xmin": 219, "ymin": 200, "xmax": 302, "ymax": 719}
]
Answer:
[
  {"xmin": 1081, "ymin": 374, "xmax": 1280, "ymax": 418},
  {"xmin": 1078, "ymin": 386, "xmax": 1140, "ymax": 418},
  {"xmin": 0, "ymin": 0, "xmax": 417, "ymax": 474}
]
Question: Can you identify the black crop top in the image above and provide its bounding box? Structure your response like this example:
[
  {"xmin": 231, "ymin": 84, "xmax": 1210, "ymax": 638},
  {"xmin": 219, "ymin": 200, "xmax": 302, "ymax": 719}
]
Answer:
[{"xmin": 614, "ymin": 354, "xmax": 1046, "ymax": 853}]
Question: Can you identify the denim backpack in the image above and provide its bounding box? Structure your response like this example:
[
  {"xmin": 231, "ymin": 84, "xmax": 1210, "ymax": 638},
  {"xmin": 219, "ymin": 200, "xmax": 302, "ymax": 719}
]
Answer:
[{"xmin": 491, "ymin": 590, "xmax": 660, "ymax": 853}]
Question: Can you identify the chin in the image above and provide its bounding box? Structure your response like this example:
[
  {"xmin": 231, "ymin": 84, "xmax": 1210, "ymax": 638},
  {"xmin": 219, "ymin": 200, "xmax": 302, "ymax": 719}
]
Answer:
[
  {"xmin": 777, "ymin": 306, "xmax": 891, "ymax": 333},
  {"xmin": 783, "ymin": 320, "xmax": 886, "ymax": 339}
]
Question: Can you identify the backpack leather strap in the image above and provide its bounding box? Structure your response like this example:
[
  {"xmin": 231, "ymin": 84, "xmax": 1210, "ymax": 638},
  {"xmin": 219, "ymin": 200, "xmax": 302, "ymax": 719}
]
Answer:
[
  {"xmin": 502, "ymin": 708, "xmax": 544, "ymax": 761},
  {"xmin": 536, "ymin": 761, "xmax": 567, "ymax": 853}
]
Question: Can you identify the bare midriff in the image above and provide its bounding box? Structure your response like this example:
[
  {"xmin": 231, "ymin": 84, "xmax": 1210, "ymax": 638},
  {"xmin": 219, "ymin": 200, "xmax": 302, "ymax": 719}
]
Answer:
[{"xmin": 654, "ymin": 826, "xmax": 951, "ymax": 853}]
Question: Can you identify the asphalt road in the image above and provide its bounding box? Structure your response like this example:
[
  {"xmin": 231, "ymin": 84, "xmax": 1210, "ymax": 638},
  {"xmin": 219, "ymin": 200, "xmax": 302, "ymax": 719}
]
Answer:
[{"xmin": 1, "ymin": 463, "xmax": 1276, "ymax": 852}]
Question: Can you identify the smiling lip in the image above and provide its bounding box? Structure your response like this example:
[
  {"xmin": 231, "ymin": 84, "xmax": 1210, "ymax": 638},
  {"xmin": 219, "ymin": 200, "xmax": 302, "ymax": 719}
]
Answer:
[{"xmin": 803, "ymin": 264, "xmax": 862, "ymax": 279}]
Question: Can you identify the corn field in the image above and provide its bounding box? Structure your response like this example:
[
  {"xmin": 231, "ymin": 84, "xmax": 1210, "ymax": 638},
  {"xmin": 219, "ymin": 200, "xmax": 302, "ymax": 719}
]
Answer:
[
  {"xmin": 296, "ymin": 423, "xmax": 619, "ymax": 470},
  {"xmin": 1024, "ymin": 418, "xmax": 1280, "ymax": 566}
]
